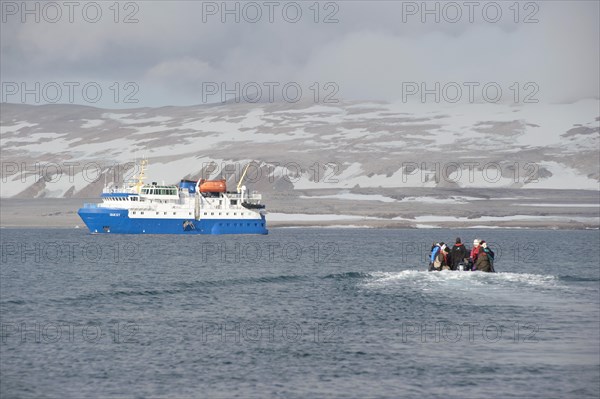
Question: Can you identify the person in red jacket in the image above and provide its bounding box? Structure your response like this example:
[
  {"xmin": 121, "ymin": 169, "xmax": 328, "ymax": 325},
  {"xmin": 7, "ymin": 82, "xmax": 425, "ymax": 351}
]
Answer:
[{"xmin": 470, "ymin": 239, "xmax": 481, "ymax": 270}]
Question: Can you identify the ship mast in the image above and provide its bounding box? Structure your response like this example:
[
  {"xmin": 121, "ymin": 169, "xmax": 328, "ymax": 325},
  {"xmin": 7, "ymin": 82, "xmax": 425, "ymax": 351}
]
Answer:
[{"xmin": 131, "ymin": 159, "xmax": 147, "ymax": 194}]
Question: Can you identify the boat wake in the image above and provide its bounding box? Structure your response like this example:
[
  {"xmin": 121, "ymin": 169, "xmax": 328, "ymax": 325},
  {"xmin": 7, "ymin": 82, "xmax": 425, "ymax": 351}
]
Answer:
[{"xmin": 362, "ymin": 270, "xmax": 561, "ymax": 291}]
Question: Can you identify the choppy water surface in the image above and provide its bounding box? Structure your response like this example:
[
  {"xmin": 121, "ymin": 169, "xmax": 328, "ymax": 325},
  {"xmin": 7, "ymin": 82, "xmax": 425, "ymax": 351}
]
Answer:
[{"xmin": 1, "ymin": 228, "xmax": 599, "ymax": 398}]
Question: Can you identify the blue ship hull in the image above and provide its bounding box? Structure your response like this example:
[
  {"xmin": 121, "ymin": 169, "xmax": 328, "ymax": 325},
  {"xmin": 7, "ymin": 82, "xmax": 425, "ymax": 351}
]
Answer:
[{"xmin": 78, "ymin": 207, "xmax": 268, "ymax": 235}]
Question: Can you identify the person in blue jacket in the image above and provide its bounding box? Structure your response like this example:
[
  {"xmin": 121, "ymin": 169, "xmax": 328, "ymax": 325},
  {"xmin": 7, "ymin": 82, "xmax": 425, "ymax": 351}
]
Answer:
[{"xmin": 428, "ymin": 242, "xmax": 445, "ymax": 271}]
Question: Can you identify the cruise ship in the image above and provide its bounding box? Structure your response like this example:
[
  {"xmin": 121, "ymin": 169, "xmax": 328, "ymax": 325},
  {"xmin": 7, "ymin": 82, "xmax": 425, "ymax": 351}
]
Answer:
[{"xmin": 77, "ymin": 160, "xmax": 268, "ymax": 234}]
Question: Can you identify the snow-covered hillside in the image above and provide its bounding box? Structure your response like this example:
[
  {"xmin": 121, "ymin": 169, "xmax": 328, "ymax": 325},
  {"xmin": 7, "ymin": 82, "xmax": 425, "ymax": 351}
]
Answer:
[{"xmin": 1, "ymin": 100, "xmax": 599, "ymax": 198}]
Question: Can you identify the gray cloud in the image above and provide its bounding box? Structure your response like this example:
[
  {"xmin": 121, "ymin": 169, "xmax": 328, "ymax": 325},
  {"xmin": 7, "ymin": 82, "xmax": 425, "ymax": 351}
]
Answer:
[{"xmin": 1, "ymin": 1, "xmax": 598, "ymax": 107}]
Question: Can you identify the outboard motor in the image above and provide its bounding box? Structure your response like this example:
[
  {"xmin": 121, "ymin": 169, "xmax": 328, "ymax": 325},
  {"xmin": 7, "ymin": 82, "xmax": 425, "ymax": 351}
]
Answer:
[{"xmin": 179, "ymin": 180, "xmax": 197, "ymax": 194}]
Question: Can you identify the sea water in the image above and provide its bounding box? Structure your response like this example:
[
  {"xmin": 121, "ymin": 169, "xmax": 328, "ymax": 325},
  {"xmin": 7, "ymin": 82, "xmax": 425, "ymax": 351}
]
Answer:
[{"xmin": 1, "ymin": 228, "xmax": 599, "ymax": 398}]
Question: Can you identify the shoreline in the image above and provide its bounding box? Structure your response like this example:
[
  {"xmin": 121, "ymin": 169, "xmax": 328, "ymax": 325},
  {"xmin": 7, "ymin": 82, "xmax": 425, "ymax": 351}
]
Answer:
[
  {"xmin": 1, "ymin": 222, "xmax": 598, "ymax": 231},
  {"xmin": 2, "ymin": 193, "xmax": 598, "ymax": 231}
]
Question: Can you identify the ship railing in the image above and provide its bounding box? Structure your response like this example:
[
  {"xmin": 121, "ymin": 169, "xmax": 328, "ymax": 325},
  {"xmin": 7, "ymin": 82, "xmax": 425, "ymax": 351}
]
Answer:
[
  {"xmin": 227, "ymin": 194, "xmax": 262, "ymax": 201},
  {"xmin": 83, "ymin": 203, "xmax": 98, "ymax": 208}
]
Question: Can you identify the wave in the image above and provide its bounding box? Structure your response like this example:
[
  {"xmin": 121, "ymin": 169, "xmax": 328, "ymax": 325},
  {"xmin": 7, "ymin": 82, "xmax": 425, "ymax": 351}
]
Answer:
[
  {"xmin": 322, "ymin": 272, "xmax": 373, "ymax": 280},
  {"xmin": 0, "ymin": 274, "xmax": 309, "ymax": 307},
  {"xmin": 362, "ymin": 270, "xmax": 561, "ymax": 289},
  {"xmin": 557, "ymin": 275, "xmax": 600, "ymax": 282}
]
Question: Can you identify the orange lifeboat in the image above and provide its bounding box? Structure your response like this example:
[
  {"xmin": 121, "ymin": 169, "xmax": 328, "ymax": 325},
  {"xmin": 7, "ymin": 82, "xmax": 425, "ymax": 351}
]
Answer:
[{"xmin": 199, "ymin": 179, "xmax": 226, "ymax": 193}]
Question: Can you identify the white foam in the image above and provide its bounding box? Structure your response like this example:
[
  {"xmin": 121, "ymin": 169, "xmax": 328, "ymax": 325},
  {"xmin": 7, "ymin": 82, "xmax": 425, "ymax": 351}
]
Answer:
[{"xmin": 364, "ymin": 270, "xmax": 559, "ymax": 290}]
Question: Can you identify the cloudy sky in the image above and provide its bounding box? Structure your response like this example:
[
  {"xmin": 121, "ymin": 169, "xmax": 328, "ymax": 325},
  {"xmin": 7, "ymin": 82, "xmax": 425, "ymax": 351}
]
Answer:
[{"xmin": 1, "ymin": 0, "xmax": 598, "ymax": 107}]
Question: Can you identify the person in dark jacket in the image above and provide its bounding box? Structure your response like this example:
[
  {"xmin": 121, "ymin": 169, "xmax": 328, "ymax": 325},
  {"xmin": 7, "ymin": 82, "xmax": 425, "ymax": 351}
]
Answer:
[
  {"xmin": 450, "ymin": 237, "xmax": 469, "ymax": 270},
  {"xmin": 475, "ymin": 240, "xmax": 494, "ymax": 272}
]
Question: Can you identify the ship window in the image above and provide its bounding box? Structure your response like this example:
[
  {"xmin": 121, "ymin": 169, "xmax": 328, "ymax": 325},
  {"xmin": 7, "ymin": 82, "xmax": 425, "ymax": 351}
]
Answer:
[
  {"xmin": 219, "ymin": 213, "xmax": 221, "ymax": 216},
  {"xmin": 189, "ymin": 212, "xmax": 192, "ymax": 215},
  {"xmin": 141, "ymin": 212, "xmax": 144, "ymax": 215},
  {"xmin": 156, "ymin": 212, "xmax": 159, "ymax": 215},
  {"xmin": 173, "ymin": 212, "xmax": 176, "ymax": 215},
  {"xmin": 164, "ymin": 212, "xmax": 167, "ymax": 215},
  {"xmin": 211, "ymin": 212, "xmax": 214, "ymax": 215},
  {"xmin": 255, "ymin": 223, "xmax": 257, "ymax": 226},
  {"xmin": 204, "ymin": 212, "xmax": 207, "ymax": 216},
  {"xmin": 234, "ymin": 213, "xmax": 236, "ymax": 216},
  {"xmin": 133, "ymin": 211, "xmax": 136, "ymax": 214},
  {"xmin": 261, "ymin": 223, "xmax": 264, "ymax": 227}
]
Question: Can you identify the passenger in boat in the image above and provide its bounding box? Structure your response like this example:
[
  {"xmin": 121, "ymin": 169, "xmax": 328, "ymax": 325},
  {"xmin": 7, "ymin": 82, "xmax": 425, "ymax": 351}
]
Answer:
[
  {"xmin": 428, "ymin": 242, "xmax": 437, "ymax": 271},
  {"xmin": 450, "ymin": 237, "xmax": 469, "ymax": 271},
  {"xmin": 470, "ymin": 239, "xmax": 481, "ymax": 270},
  {"xmin": 475, "ymin": 240, "xmax": 494, "ymax": 272},
  {"xmin": 429, "ymin": 242, "xmax": 448, "ymax": 271},
  {"xmin": 441, "ymin": 245, "xmax": 451, "ymax": 270}
]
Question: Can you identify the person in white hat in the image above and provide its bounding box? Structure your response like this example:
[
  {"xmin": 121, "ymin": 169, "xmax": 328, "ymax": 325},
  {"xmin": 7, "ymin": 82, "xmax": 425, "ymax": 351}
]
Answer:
[{"xmin": 470, "ymin": 239, "xmax": 481, "ymax": 270}]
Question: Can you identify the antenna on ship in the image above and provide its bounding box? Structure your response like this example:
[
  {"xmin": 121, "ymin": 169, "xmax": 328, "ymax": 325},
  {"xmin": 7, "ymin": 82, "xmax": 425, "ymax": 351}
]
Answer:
[{"xmin": 237, "ymin": 162, "xmax": 252, "ymax": 193}]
